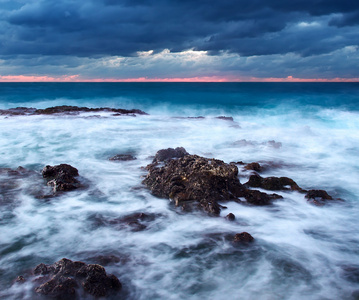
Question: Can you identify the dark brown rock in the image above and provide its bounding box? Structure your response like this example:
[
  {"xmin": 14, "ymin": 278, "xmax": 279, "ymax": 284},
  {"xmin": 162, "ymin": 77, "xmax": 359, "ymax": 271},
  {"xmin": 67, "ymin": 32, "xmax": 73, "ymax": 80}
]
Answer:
[
  {"xmin": 233, "ymin": 232, "xmax": 254, "ymax": 243},
  {"xmin": 244, "ymin": 162, "xmax": 262, "ymax": 172},
  {"xmin": 242, "ymin": 189, "xmax": 283, "ymax": 205},
  {"xmin": 143, "ymin": 149, "xmax": 285, "ymax": 215},
  {"xmin": 225, "ymin": 213, "xmax": 236, "ymax": 221},
  {"xmin": 305, "ymin": 189, "xmax": 333, "ymax": 205},
  {"xmin": 109, "ymin": 154, "xmax": 136, "ymax": 161},
  {"xmin": 0, "ymin": 107, "xmax": 36, "ymax": 116},
  {"xmin": 305, "ymin": 189, "xmax": 333, "ymax": 200},
  {"xmin": 35, "ymin": 275, "xmax": 78, "ymax": 298},
  {"xmin": 152, "ymin": 147, "xmax": 189, "ymax": 163},
  {"xmin": 32, "ymin": 258, "xmax": 121, "ymax": 298},
  {"xmin": 143, "ymin": 154, "xmax": 244, "ymax": 215},
  {"xmin": 246, "ymin": 174, "xmax": 304, "ymax": 192},
  {"xmin": 42, "ymin": 164, "xmax": 80, "ymax": 192}
]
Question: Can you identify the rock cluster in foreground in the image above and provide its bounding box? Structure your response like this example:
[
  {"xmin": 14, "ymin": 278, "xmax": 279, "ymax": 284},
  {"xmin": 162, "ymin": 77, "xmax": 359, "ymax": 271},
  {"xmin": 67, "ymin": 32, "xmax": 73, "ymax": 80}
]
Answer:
[
  {"xmin": 143, "ymin": 147, "xmax": 334, "ymax": 214},
  {"xmin": 143, "ymin": 148, "xmax": 282, "ymax": 215},
  {"xmin": 18, "ymin": 258, "xmax": 121, "ymax": 298}
]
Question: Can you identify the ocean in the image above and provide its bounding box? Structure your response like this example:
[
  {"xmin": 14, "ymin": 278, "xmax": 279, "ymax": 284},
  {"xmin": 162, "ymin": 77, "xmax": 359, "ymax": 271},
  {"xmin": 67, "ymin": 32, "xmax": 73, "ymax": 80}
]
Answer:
[{"xmin": 0, "ymin": 82, "xmax": 359, "ymax": 299}]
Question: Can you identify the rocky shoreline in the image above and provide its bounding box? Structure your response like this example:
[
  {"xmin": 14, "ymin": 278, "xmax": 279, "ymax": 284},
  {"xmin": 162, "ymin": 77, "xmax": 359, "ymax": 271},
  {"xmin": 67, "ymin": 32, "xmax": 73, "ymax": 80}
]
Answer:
[
  {"xmin": 1, "ymin": 107, "xmax": 338, "ymax": 299},
  {"xmin": 5, "ymin": 145, "xmax": 337, "ymax": 298}
]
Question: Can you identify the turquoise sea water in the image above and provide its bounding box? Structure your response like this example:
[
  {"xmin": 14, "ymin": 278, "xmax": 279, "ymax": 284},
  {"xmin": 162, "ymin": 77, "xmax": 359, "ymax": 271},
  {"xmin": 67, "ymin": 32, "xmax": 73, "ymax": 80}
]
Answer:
[{"xmin": 0, "ymin": 83, "xmax": 359, "ymax": 299}]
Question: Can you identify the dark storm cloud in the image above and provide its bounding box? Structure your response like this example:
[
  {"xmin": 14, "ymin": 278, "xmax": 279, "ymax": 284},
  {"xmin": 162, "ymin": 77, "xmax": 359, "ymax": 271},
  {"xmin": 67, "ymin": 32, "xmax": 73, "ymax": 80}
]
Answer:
[{"xmin": 1, "ymin": 0, "xmax": 359, "ymax": 58}]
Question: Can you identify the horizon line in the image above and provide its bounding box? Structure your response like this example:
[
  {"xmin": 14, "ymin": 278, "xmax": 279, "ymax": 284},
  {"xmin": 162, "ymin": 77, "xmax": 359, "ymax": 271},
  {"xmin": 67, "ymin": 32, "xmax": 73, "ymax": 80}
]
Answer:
[{"xmin": 0, "ymin": 75, "xmax": 358, "ymax": 83}]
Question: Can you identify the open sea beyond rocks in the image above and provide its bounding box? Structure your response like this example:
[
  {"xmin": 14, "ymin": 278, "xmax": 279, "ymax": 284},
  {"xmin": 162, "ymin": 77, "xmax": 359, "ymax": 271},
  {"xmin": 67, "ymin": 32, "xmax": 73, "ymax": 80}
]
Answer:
[{"xmin": 0, "ymin": 82, "xmax": 359, "ymax": 299}]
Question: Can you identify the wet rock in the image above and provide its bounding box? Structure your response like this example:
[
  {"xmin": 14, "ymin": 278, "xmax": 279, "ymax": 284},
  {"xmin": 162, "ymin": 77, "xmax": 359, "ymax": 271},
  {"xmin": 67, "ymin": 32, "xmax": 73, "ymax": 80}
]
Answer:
[
  {"xmin": 225, "ymin": 213, "xmax": 236, "ymax": 221},
  {"xmin": 42, "ymin": 164, "xmax": 81, "ymax": 192},
  {"xmin": 35, "ymin": 275, "xmax": 78, "ymax": 298},
  {"xmin": 173, "ymin": 116, "xmax": 205, "ymax": 120},
  {"xmin": 143, "ymin": 149, "xmax": 285, "ymax": 215},
  {"xmin": 32, "ymin": 258, "xmax": 121, "ymax": 298},
  {"xmin": 265, "ymin": 140, "xmax": 282, "ymax": 148},
  {"xmin": 0, "ymin": 105, "xmax": 147, "ymax": 116},
  {"xmin": 109, "ymin": 154, "xmax": 137, "ymax": 161},
  {"xmin": 198, "ymin": 200, "xmax": 221, "ymax": 215},
  {"xmin": 341, "ymin": 264, "xmax": 359, "ymax": 284},
  {"xmin": 35, "ymin": 105, "xmax": 147, "ymax": 116},
  {"xmin": 87, "ymin": 255, "xmax": 126, "ymax": 266},
  {"xmin": 243, "ymin": 189, "xmax": 283, "ymax": 205},
  {"xmin": 90, "ymin": 212, "xmax": 158, "ymax": 232},
  {"xmin": 0, "ymin": 107, "xmax": 37, "ymax": 116},
  {"xmin": 244, "ymin": 162, "xmax": 262, "ymax": 172},
  {"xmin": 305, "ymin": 189, "xmax": 333, "ymax": 200},
  {"xmin": 15, "ymin": 276, "xmax": 26, "ymax": 283},
  {"xmin": 143, "ymin": 153, "xmax": 245, "ymax": 215},
  {"xmin": 233, "ymin": 232, "xmax": 254, "ymax": 243},
  {"xmin": 232, "ymin": 139, "xmax": 256, "ymax": 147},
  {"xmin": 246, "ymin": 174, "xmax": 304, "ymax": 192},
  {"xmin": 305, "ymin": 189, "xmax": 333, "ymax": 205},
  {"xmin": 118, "ymin": 212, "xmax": 153, "ymax": 231},
  {"xmin": 152, "ymin": 147, "xmax": 189, "ymax": 163},
  {"xmin": 0, "ymin": 166, "xmax": 46, "ymax": 206},
  {"xmin": 232, "ymin": 139, "xmax": 282, "ymax": 148},
  {"xmin": 215, "ymin": 116, "xmax": 234, "ymax": 122}
]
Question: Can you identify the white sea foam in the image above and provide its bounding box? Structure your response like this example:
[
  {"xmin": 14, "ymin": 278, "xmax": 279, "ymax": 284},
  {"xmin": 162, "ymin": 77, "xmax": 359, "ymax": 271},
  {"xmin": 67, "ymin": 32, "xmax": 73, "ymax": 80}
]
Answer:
[{"xmin": 0, "ymin": 105, "xmax": 358, "ymax": 299}]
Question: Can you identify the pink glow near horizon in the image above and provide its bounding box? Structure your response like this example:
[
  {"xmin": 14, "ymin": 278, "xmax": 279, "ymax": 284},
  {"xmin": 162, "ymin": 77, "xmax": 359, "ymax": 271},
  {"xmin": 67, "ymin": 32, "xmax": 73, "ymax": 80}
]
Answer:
[{"xmin": 0, "ymin": 75, "xmax": 358, "ymax": 82}]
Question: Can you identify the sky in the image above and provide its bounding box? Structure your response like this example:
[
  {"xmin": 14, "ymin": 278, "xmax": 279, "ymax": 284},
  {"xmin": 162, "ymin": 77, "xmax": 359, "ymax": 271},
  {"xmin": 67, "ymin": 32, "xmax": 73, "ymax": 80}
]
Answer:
[{"xmin": 0, "ymin": 0, "xmax": 359, "ymax": 82}]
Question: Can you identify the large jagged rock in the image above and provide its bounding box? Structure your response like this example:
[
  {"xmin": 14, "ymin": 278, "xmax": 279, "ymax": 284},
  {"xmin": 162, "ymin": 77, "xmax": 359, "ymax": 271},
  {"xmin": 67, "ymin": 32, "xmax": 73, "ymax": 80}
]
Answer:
[
  {"xmin": 143, "ymin": 150, "xmax": 282, "ymax": 215},
  {"xmin": 31, "ymin": 258, "xmax": 121, "ymax": 298},
  {"xmin": 0, "ymin": 105, "xmax": 147, "ymax": 116},
  {"xmin": 143, "ymin": 154, "xmax": 244, "ymax": 215},
  {"xmin": 42, "ymin": 164, "xmax": 81, "ymax": 192}
]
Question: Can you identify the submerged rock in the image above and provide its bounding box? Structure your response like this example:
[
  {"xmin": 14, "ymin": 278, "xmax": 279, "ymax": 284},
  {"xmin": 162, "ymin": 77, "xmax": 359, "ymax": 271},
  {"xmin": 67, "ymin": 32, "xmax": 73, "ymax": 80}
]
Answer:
[
  {"xmin": 0, "ymin": 166, "xmax": 47, "ymax": 205},
  {"xmin": 90, "ymin": 212, "xmax": 159, "ymax": 232},
  {"xmin": 42, "ymin": 164, "xmax": 81, "ymax": 192},
  {"xmin": 215, "ymin": 116, "xmax": 234, "ymax": 121},
  {"xmin": 32, "ymin": 258, "xmax": 121, "ymax": 298},
  {"xmin": 109, "ymin": 154, "xmax": 137, "ymax": 161}
]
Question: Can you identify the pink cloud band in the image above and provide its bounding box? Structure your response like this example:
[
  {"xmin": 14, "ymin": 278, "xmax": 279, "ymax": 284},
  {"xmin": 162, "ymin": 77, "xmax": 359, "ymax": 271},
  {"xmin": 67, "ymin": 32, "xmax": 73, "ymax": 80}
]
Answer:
[{"xmin": 0, "ymin": 75, "xmax": 358, "ymax": 82}]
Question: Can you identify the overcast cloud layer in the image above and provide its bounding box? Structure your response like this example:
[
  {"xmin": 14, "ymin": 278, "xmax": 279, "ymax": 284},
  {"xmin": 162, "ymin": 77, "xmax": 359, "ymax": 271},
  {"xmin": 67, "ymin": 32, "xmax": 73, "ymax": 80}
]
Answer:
[{"xmin": 0, "ymin": 0, "xmax": 359, "ymax": 80}]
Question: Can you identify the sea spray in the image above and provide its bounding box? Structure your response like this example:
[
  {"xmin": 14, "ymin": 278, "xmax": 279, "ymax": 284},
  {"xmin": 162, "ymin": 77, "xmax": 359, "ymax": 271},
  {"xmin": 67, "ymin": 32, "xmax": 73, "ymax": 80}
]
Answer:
[{"xmin": 0, "ymin": 83, "xmax": 359, "ymax": 299}]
